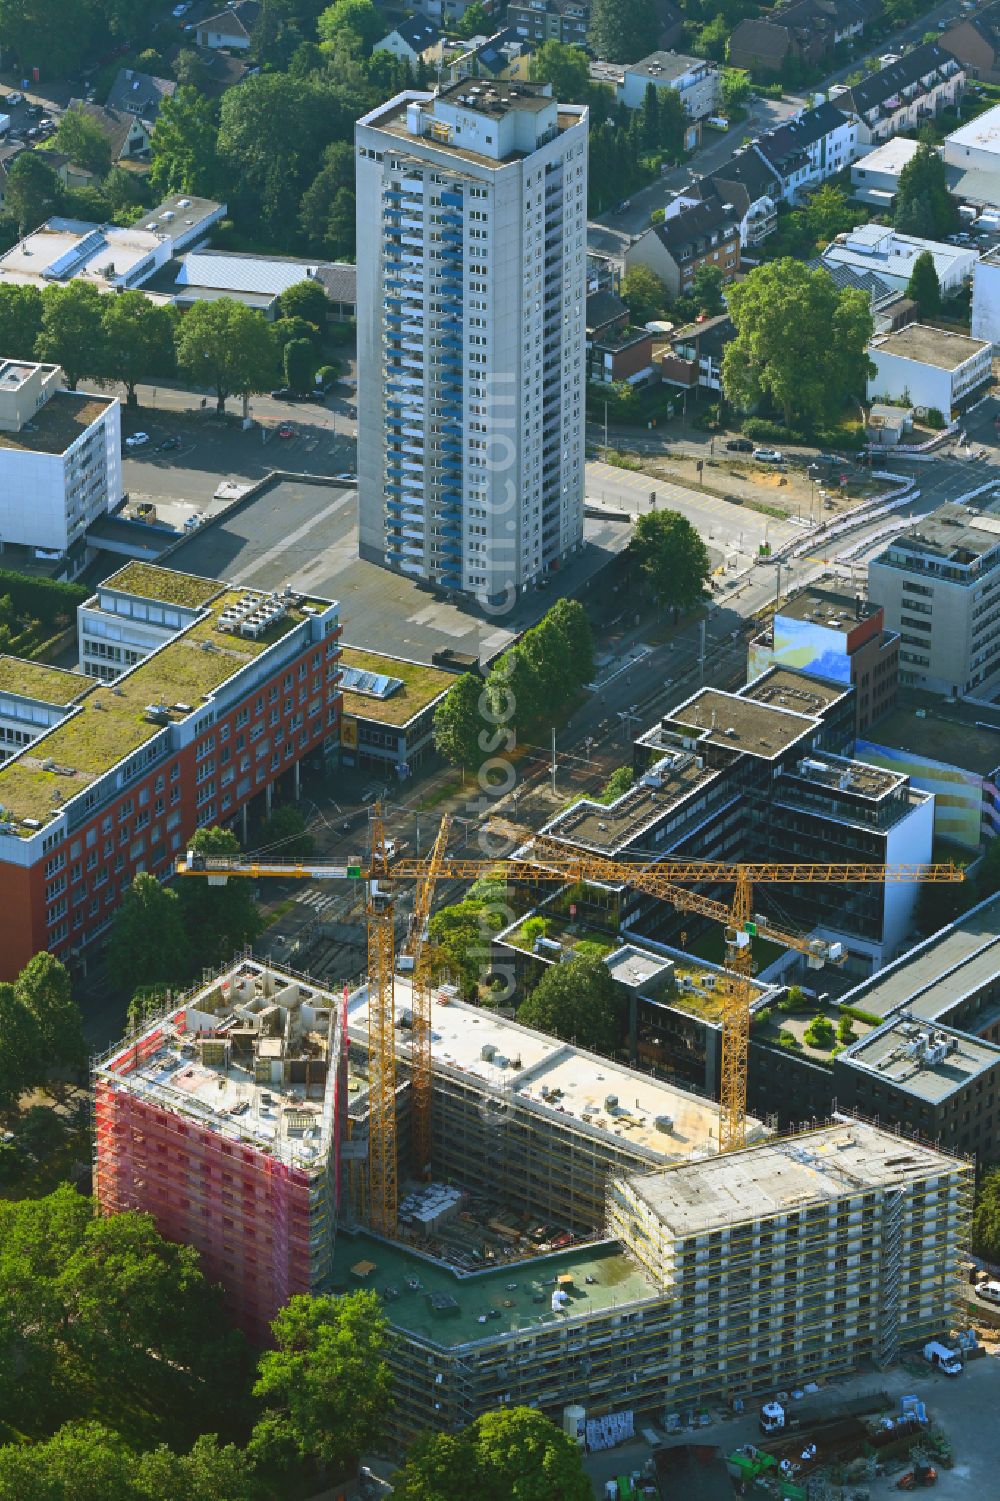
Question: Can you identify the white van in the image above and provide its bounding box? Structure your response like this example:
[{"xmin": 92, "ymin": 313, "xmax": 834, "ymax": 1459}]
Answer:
[{"xmin": 977, "ymin": 1278, "xmax": 1000, "ymax": 1305}]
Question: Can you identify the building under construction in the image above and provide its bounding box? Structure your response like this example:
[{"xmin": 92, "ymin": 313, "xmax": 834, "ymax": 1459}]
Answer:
[
  {"xmin": 332, "ymin": 1120, "xmax": 970, "ymax": 1447},
  {"xmin": 93, "ymin": 961, "xmax": 345, "ymax": 1343}
]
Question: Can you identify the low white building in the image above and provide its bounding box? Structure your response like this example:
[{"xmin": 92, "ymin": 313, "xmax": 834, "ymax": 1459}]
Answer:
[
  {"xmin": 943, "ymin": 100, "xmax": 1000, "ymax": 175},
  {"xmin": 822, "ymin": 223, "xmax": 977, "ymax": 296},
  {"xmin": 0, "ymin": 359, "xmax": 121, "ymax": 565},
  {"xmin": 867, "ymin": 324, "xmax": 992, "ymax": 420},
  {"xmin": 850, "ymin": 136, "xmax": 920, "ymax": 207},
  {"xmin": 618, "ymin": 51, "xmax": 720, "ymax": 120},
  {"xmin": 752, "ymin": 100, "xmax": 861, "ymax": 204},
  {"xmin": 972, "ymin": 243, "xmax": 1000, "ymax": 348}
]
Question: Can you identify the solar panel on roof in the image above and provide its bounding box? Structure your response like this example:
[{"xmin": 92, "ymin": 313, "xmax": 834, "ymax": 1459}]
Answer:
[{"xmin": 339, "ymin": 666, "xmax": 404, "ymax": 700}]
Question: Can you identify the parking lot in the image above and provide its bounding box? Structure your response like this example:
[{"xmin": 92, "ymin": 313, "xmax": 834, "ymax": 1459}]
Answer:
[{"xmin": 0, "ymin": 89, "xmax": 59, "ymax": 146}]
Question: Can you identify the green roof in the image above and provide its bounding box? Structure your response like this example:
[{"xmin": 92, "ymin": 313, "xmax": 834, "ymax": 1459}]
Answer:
[
  {"xmin": 0, "ymin": 590, "xmax": 314, "ymax": 834},
  {"xmin": 0, "ymin": 656, "xmax": 89, "ymax": 707},
  {"xmin": 330, "ymin": 1232, "xmax": 658, "ymax": 1349},
  {"xmin": 339, "ymin": 647, "xmax": 453, "ymax": 727},
  {"xmin": 103, "ymin": 563, "xmax": 222, "ymax": 610}
]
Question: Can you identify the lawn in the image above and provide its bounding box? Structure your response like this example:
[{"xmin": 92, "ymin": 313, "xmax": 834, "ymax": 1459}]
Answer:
[{"xmin": 339, "ymin": 646, "xmax": 454, "ymax": 726}]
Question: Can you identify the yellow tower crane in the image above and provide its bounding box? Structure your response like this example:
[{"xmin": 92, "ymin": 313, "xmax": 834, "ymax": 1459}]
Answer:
[
  {"xmin": 400, "ymin": 815, "xmax": 451, "ymax": 1181},
  {"xmin": 179, "ymin": 837, "xmax": 962, "ymax": 1225}
]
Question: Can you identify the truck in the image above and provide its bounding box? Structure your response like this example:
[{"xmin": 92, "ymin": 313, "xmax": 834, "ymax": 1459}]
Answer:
[{"xmin": 923, "ymin": 1340, "xmax": 962, "ymax": 1375}]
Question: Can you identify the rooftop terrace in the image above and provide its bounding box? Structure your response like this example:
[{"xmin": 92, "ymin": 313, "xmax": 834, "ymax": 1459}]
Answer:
[
  {"xmin": 338, "ymin": 647, "xmax": 452, "ymax": 727},
  {"xmin": 103, "ymin": 562, "xmax": 222, "ymax": 609},
  {"xmin": 668, "ymin": 687, "xmax": 820, "ymax": 759},
  {"xmin": 840, "ymin": 1015, "xmax": 1000, "ymax": 1104},
  {"xmin": 0, "ymin": 657, "xmax": 89, "ymax": 707},
  {"xmin": 0, "ymin": 390, "xmax": 112, "ymax": 454},
  {"xmin": 621, "ymin": 1120, "xmax": 961, "ymax": 1238},
  {"xmin": 330, "ymin": 1231, "xmax": 658, "ymax": 1349},
  {"xmin": 0, "ymin": 586, "xmax": 326, "ymax": 833}
]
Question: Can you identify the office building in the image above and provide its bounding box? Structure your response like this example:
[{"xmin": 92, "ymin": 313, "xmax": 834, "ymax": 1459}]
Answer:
[
  {"xmin": 867, "ymin": 325, "xmax": 992, "ymax": 421},
  {"xmin": 0, "ymin": 359, "xmax": 120, "ymax": 570},
  {"xmin": 0, "ymin": 562, "xmax": 341, "ymax": 980},
  {"xmin": 972, "ymin": 243, "xmax": 1000, "ymax": 350},
  {"xmin": 337, "ymin": 647, "xmax": 454, "ymax": 775},
  {"xmin": 836, "ymin": 1015, "xmax": 1000, "ymax": 1164},
  {"xmin": 94, "ymin": 960, "xmax": 345, "ymax": 1343},
  {"xmin": 355, "ymin": 81, "xmax": 588, "ymax": 604},
  {"xmin": 868, "ymin": 502, "xmax": 1000, "ymax": 697},
  {"xmin": 747, "ymin": 586, "xmax": 899, "ymax": 734},
  {"xmin": 0, "ymin": 659, "xmax": 90, "ymax": 762},
  {"xmin": 821, "ymin": 226, "xmax": 978, "ymax": 297},
  {"xmin": 617, "ymin": 52, "xmax": 721, "ymax": 119}
]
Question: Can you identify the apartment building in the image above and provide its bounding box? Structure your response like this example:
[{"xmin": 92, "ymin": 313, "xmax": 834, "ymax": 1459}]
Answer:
[
  {"xmin": 94, "ymin": 961, "xmax": 345, "ymax": 1344},
  {"xmin": 0, "ymin": 359, "xmax": 120, "ymax": 572},
  {"xmin": 753, "ymin": 100, "xmax": 860, "ymax": 203},
  {"xmin": 355, "ymin": 82, "xmax": 588, "ymax": 604},
  {"xmin": 0, "ymin": 562, "xmax": 341, "ymax": 980},
  {"xmin": 625, "ymin": 198, "xmax": 741, "ymax": 300},
  {"xmin": 617, "ymin": 52, "xmax": 721, "ymax": 120},
  {"xmin": 869, "ymin": 502, "xmax": 1000, "ymax": 697},
  {"xmin": 868, "ymin": 325, "xmax": 991, "ymax": 421},
  {"xmin": 507, "ymin": 0, "xmax": 588, "ymax": 48},
  {"xmin": 830, "ymin": 43, "xmax": 965, "ymax": 148},
  {"xmin": 747, "ymin": 586, "xmax": 899, "ymax": 734}
]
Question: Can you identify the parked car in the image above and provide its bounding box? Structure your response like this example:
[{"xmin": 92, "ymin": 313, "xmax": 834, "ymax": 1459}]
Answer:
[
  {"xmin": 172, "ymin": 1, "xmax": 191, "ymax": 15},
  {"xmin": 124, "ymin": 431, "xmax": 150, "ymax": 448},
  {"xmin": 5, "ymin": 92, "xmax": 23, "ymax": 106},
  {"xmin": 753, "ymin": 447, "xmax": 784, "ymax": 463},
  {"xmin": 183, "ymin": 512, "xmax": 204, "ymax": 531},
  {"xmin": 156, "ymin": 436, "xmax": 181, "ymax": 452},
  {"xmin": 277, "ymin": 422, "xmax": 296, "ymax": 439},
  {"xmin": 726, "ymin": 438, "xmax": 753, "ymax": 453},
  {"xmin": 270, "ymin": 386, "xmax": 308, "ymax": 400},
  {"xmin": 334, "ymin": 471, "xmax": 357, "ymax": 483}
]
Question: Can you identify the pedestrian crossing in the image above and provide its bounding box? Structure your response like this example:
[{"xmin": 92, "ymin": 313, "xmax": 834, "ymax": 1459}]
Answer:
[{"xmin": 295, "ymin": 887, "xmax": 338, "ymax": 913}]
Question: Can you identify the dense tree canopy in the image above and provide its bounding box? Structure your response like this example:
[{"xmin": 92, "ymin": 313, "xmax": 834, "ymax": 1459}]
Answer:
[
  {"xmin": 175, "ymin": 298, "xmax": 278, "ymax": 414},
  {"xmin": 108, "ymin": 874, "xmax": 191, "ymax": 994},
  {"xmin": 519, "ymin": 954, "xmax": 627, "ymax": 1054},
  {"xmin": 588, "ymin": 0, "xmax": 660, "ymax": 62},
  {"xmin": 722, "ymin": 259, "xmax": 874, "ymax": 430},
  {"xmin": 149, "ymin": 89, "xmax": 220, "ymax": 199},
  {"xmin": 630, "ymin": 509, "xmax": 711, "ymax": 610},
  {"xmin": 176, "ymin": 827, "xmax": 263, "ymax": 971},
  {"xmin": 528, "ymin": 40, "xmax": 590, "ymax": 101},
  {"xmin": 906, "ymin": 249, "xmax": 941, "ymax": 317},
  {"xmin": 35, "ymin": 282, "xmax": 106, "ymax": 390},
  {"xmin": 3, "ymin": 150, "xmax": 60, "ymax": 236},
  {"xmin": 100, "ymin": 292, "xmax": 176, "ymax": 403},
  {"xmin": 55, "ymin": 108, "xmax": 114, "ymax": 177},
  {"xmin": 393, "ymin": 1407, "xmax": 593, "ymax": 1501},
  {"xmin": 895, "ymin": 139, "xmax": 956, "ymax": 240},
  {"xmin": 433, "ymin": 672, "xmax": 486, "ymax": 772},
  {"xmin": 621, "ymin": 265, "xmax": 670, "ymax": 326}
]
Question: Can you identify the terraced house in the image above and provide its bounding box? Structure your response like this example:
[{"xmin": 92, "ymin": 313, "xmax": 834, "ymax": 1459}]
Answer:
[{"xmin": 0, "ymin": 564, "xmax": 341, "ymax": 980}]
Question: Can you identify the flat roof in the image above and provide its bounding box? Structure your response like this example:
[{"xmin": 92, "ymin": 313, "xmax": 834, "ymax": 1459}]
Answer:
[
  {"xmin": 0, "ymin": 390, "xmax": 112, "ymax": 454},
  {"xmin": 945, "ymin": 99, "xmax": 1000, "ymax": 154},
  {"xmin": 669, "ymin": 687, "xmax": 819, "ymax": 759},
  {"xmin": 435, "ymin": 77, "xmax": 554, "ymax": 116},
  {"xmin": 102, "ymin": 562, "xmax": 222, "ymax": 609},
  {"xmin": 838, "ymin": 890, "xmax": 1000, "ymax": 1023},
  {"xmin": 871, "ymin": 323, "xmax": 990, "ymax": 370},
  {"xmin": 165, "ymin": 475, "xmax": 631, "ymax": 668},
  {"xmin": 347, "ymin": 976, "xmax": 758, "ymax": 1160},
  {"xmin": 363, "ymin": 88, "xmax": 580, "ymax": 170},
  {"xmin": 0, "ymin": 218, "xmax": 161, "ymax": 290},
  {"xmin": 540, "ymin": 757, "xmax": 717, "ymax": 855},
  {"xmin": 840, "ymin": 1016, "xmax": 1000, "ymax": 1103},
  {"xmin": 0, "ymin": 358, "xmax": 51, "ymax": 390},
  {"xmin": 627, "ymin": 50, "xmax": 706, "ymax": 80},
  {"xmin": 885, "ymin": 502, "xmax": 1000, "ymax": 563},
  {"xmin": 776, "ymin": 586, "xmax": 876, "ymax": 629},
  {"xmin": 852, "ymin": 136, "xmax": 920, "ymax": 174},
  {"xmin": 742, "ymin": 667, "xmax": 849, "ymax": 715},
  {"xmin": 605, "ymin": 944, "xmax": 676, "ymax": 990},
  {"xmin": 620, "ymin": 1120, "xmax": 963, "ymax": 1238},
  {"xmin": 0, "ymin": 657, "xmax": 89, "ymax": 707},
  {"xmin": 338, "ymin": 647, "xmax": 452, "ymax": 726},
  {"xmin": 94, "ymin": 962, "xmax": 339, "ymax": 1169},
  {"xmin": 0, "ymin": 586, "xmax": 328, "ymax": 833},
  {"xmin": 862, "ymin": 691, "xmax": 1000, "ymax": 775},
  {"xmin": 330, "ymin": 1231, "xmax": 659, "ymax": 1349}
]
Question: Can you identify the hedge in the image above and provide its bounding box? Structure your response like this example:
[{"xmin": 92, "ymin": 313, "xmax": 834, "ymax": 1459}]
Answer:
[{"xmin": 0, "ymin": 570, "xmax": 88, "ymax": 630}]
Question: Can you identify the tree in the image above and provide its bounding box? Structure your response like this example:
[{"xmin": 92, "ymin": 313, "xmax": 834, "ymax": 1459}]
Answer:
[
  {"xmin": 722, "ymin": 259, "xmax": 874, "ymax": 430},
  {"xmin": 177, "ymin": 827, "xmax": 262, "ymax": 970},
  {"xmin": 906, "ymin": 248, "xmax": 941, "ymax": 317},
  {"xmin": 428, "ymin": 898, "xmax": 502, "ymax": 997},
  {"xmin": 0, "ymin": 982, "xmax": 43, "ymax": 1110},
  {"xmin": 589, "ymin": 0, "xmax": 659, "ymax": 61},
  {"xmin": 35, "ymin": 282, "xmax": 106, "ymax": 390},
  {"xmin": 895, "ymin": 139, "xmax": 956, "ymax": 240},
  {"xmin": 258, "ymin": 803, "xmax": 315, "ymax": 858},
  {"xmin": 175, "ymin": 297, "xmax": 278, "ymax": 416},
  {"xmin": 100, "ymin": 292, "xmax": 176, "ymax": 404},
  {"xmin": 134, "ymin": 1434, "xmax": 256, "ymax": 1501},
  {"xmin": 620, "ymin": 264, "xmax": 668, "ymax": 326},
  {"xmin": 528, "ymin": 40, "xmax": 590, "ymax": 102},
  {"xmin": 0, "ymin": 284, "xmax": 43, "ymax": 360},
  {"xmin": 0, "ymin": 1422, "xmax": 135, "ymax": 1501},
  {"xmin": 630, "ymin": 509, "xmax": 711, "ymax": 610},
  {"xmin": 433, "ymin": 673, "xmax": 485, "ymax": 771},
  {"xmin": 721, "ymin": 68, "xmax": 752, "ymax": 113},
  {"xmin": 0, "ymin": 0, "xmax": 95, "ymax": 79},
  {"xmin": 519, "ymin": 954, "xmax": 627, "ymax": 1054},
  {"xmin": 298, "ymin": 140, "xmax": 356, "ymax": 257},
  {"xmin": 3, "ymin": 151, "xmax": 60, "ymax": 236},
  {"xmin": 393, "ymin": 1407, "xmax": 592, "ymax": 1501},
  {"xmin": 283, "ymin": 336, "xmax": 315, "ymax": 392},
  {"xmin": 279, "ymin": 278, "xmax": 330, "ymax": 327},
  {"xmin": 972, "ymin": 1167, "xmax": 1000, "ymax": 1262},
  {"xmin": 55, "ymin": 108, "xmax": 114, "ymax": 177},
  {"xmin": 804, "ymin": 183, "xmax": 854, "ymax": 245},
  {"xmin": 688, "ymin": 264, "xmax": 725, "ymax": 317},
  {"xmin": 251, "ymin": 1292, "xmax": 391, "ymax": 1472},
  {"xmin": 14, "ymin": 952, "xmax": 84, "ymax": 1071},
  {"xmin": 108, "ymin": 874, "xmax": 191, "ymax": 994},
  {"xmin": 695, "ymin": 14, "xmax": 729, "ymax": 61},
  {"xmin": 317, "ymin": 0, "xmax": 383, "ymax": 52},
  {"xmin": 149, "ymin": 88, "xmax": 219, "ymax": 198},
  {"xmin": 456, "ymin": 0, "xmax": 490, "ymax": 36}
]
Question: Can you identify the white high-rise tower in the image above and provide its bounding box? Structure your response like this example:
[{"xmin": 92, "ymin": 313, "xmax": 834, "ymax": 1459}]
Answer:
[{"xmin": 355, "ymin": 82, "xmax": 588, "ymax": 606}]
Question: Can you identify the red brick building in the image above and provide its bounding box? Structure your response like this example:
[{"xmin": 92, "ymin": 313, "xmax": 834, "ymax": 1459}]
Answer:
[{"xmin": 0, "ymin": 563, "xmax": 341, "ymax": 981}]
